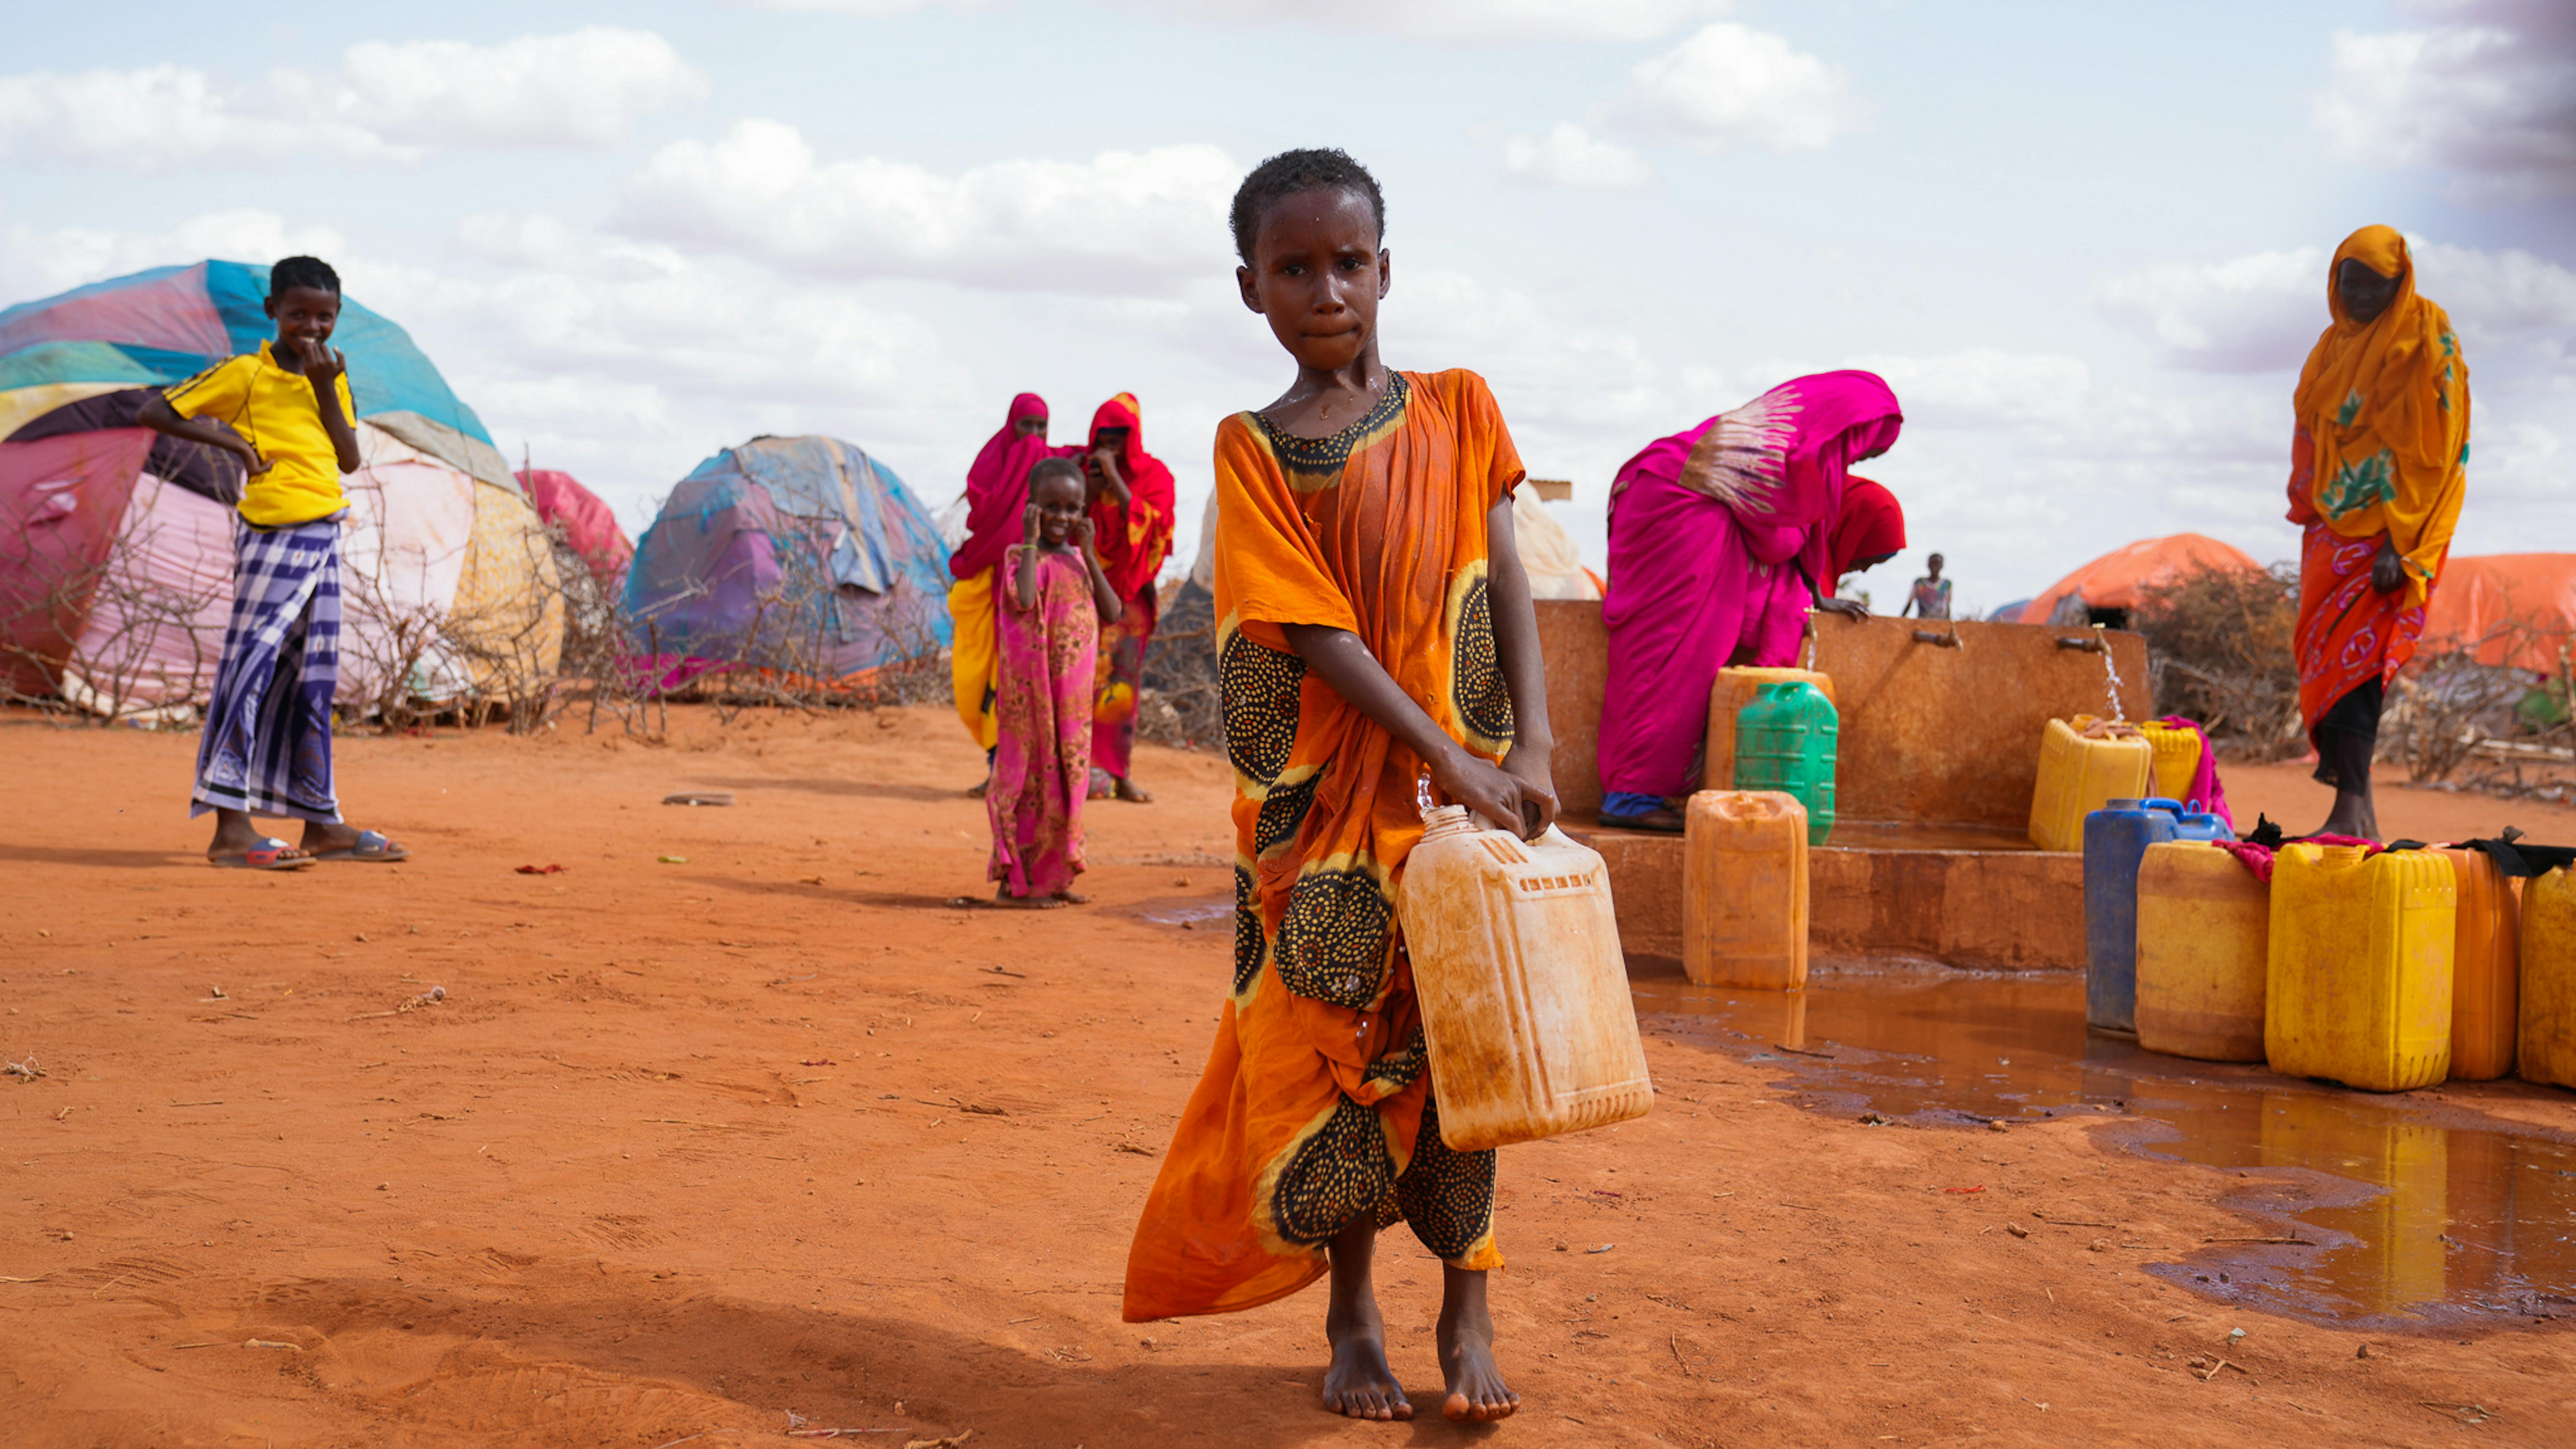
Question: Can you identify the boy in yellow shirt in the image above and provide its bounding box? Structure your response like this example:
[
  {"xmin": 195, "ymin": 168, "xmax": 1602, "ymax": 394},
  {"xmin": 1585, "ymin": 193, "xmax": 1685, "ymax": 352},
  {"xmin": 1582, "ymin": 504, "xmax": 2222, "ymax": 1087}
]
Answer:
[{"xmin": 139, "ymin": 256, "xmax": 409, "ymax": 868}]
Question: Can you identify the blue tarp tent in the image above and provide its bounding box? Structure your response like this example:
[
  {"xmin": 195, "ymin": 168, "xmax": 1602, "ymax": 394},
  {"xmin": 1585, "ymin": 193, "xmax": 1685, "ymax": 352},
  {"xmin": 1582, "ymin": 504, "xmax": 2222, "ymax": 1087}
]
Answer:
[
  {"xmin": 624, "ymin": 434, "xmax": 951, "ymax": 680},
  {"xmin": 0, "ymin": 260, "xmax": 513, "ymax": 489}
]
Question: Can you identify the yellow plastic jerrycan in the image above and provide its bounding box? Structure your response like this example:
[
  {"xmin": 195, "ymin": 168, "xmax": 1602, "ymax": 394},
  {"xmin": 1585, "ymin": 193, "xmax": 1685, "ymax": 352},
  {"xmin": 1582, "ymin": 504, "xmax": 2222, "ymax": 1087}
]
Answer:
[
  {"xmin": 2435, "ymin": 847, "xmax": 2518, "ymax": 1081},
  {"xmin": 2133, "ymin": 841, "xmax": 2269, "ymax": 1062},
  {"xmin": 2518, "ymin": 867, "xmax": 2576, "ymax": 1090},
  {"xmin": 2266, "ymin": 844, "xmax": 2456, "ymax": 1092},
  {"xmin": 1400, "ymin": 805, "xmax": 1656, "ymax": 1151},
  {"xmin": 2135, "ymin": 720, "xmax": 2205, "ymax": 804},
  {"xmin": 2029, "ymin": 716, "xmax": 2154, "ymax": 852},
  {"xmin": 1681, "ymin": 790, "xmax": 1809, "ymax": 989},
  {"xmin": 1701, "ymin": 667, "xmax": 1836, "ymax": 792}
]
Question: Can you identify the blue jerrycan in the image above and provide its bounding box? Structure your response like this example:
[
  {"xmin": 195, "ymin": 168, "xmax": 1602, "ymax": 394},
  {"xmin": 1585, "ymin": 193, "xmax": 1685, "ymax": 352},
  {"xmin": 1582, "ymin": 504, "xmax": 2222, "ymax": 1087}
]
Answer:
[{"xmin": 2086, "ymin": 798, "xmax": 2191, "ymax": 1034}]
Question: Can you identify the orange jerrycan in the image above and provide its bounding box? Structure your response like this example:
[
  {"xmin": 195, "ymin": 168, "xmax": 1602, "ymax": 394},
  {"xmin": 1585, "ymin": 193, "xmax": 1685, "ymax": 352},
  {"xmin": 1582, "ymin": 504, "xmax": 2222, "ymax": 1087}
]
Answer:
[
  {"xmin": 2135, "ymin": 720, "xmax": 2205, "ymax": 805},
  {"xmin": 2266, "ymin": 844, "xmax": 2456, "ymax": 1092},
  {"xmin": 2028, "ymin": 717, "xmax": 2153, "ymax": 852},
  {"xmin": 1682, "ymin": 790, "xmax": 1809, "ymax": 989},
  {"xmin": 1701, "ymin": 667, "xmax": 1836, "ymax": 792},
  {"xmin": 1400, "ymin": 805, "xmax": 1656, "ymax": 1151},
  {"xmin": 2133, "ymin": 841, "xmax": 2269, "ymax": 1062},
  {"xmin": 2435, "ymin": 847, "xmax": 2518, "ymax": 1081},
  {"xmin": 2519, "ymin": 867, "xmax": 2576, "ymax": 1090}
]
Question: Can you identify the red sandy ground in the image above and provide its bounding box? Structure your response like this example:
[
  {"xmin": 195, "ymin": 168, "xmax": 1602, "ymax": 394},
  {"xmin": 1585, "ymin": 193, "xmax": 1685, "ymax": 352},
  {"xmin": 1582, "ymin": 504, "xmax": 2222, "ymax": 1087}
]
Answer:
[{"xmin": 2, "ymin": 705, "xmax": 2571, "ymax": 1448}]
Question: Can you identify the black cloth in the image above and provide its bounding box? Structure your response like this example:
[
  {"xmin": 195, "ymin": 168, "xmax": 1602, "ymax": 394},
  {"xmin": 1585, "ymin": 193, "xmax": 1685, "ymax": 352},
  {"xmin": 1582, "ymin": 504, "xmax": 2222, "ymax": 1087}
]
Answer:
[{"xmin": 2312, "ymin": 676, "xmax": 2384, "ymax": 789}]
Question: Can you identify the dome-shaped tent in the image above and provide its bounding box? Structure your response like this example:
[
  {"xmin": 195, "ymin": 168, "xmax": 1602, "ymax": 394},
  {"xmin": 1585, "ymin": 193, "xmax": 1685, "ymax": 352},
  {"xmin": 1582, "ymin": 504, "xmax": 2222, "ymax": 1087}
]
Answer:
[
  {"xmin": 624, "ymin": 434, "xmax": 950, "ymax": 685},
  {"xmin": 2015, "ymin": 533, "xmax": 2262, "ymax": 628},
  {"xmin": 0, "ymin": 261, "xmax": 558, "ymax": 719}
]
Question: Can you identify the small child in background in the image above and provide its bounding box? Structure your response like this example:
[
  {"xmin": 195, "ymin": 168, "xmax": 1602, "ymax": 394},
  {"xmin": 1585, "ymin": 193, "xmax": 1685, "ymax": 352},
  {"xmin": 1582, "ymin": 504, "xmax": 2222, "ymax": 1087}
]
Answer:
[
  {"xmin": 1903, "ymin": 552, "xmax": 1953, "ymax": 620},
  {"xmin": 986, "ymin": 457, "xmax": 1122, "ymax": 907}
]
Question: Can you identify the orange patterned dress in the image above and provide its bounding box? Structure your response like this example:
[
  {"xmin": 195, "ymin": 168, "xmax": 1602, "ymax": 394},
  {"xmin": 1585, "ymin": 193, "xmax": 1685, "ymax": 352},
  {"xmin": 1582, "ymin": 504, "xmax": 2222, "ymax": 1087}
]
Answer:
[{"xmin": 1122, "ymin": 369, "xmax": 1524, "ymax": 1321}]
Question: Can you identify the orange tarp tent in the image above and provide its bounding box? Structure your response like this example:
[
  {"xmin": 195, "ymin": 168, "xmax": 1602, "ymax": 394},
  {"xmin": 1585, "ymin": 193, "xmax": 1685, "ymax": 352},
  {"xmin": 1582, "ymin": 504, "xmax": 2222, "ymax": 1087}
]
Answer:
[
  {"xmin": 2420, "ymin": 554, "xmax": 2576, "ymax": 674},
  {"xmin": 2015, "ymin": 533, "xmax": 2263, "ymax": 624}
]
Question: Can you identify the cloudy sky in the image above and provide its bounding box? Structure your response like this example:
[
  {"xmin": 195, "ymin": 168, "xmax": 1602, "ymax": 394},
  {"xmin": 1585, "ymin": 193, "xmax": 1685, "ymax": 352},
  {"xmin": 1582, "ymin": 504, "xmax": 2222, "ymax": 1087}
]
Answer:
[{"xmin": 4, "ymin": 0, "xmax": 2568, "ymax": 613}]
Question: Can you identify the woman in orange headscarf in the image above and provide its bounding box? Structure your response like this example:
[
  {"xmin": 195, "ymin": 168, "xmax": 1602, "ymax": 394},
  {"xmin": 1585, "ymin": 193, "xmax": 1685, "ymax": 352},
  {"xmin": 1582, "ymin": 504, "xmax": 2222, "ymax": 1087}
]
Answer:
[
  {"xmin": 1079, "ymin": 393, "xmax": 1177, "ymax": 802},
  {"xmin": 2287, "ymin": 225, "xmax": 2470, "ymax": 838}
]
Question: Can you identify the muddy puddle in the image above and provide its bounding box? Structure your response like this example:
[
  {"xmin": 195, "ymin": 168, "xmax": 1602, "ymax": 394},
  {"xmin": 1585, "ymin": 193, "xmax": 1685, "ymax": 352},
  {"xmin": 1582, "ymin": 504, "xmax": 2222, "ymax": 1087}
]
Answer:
[{"xmin": 1635, "ymin": 967, "xmax": 2576, "ymax": 1329}]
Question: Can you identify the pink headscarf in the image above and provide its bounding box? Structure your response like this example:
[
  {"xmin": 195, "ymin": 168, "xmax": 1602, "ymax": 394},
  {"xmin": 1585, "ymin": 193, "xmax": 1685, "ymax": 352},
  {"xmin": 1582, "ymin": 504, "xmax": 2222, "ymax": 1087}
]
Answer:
[{"xmin": 951, "ymin": 393, "xmax": 1061, "ymax": 581}]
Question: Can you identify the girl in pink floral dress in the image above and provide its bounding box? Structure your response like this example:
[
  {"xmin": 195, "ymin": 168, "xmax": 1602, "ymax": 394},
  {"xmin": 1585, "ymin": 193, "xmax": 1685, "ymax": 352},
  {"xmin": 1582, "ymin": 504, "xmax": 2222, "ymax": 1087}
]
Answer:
[{"xmin": 987, "ymin": 457, "xmax": 1124, "ymax": 906}]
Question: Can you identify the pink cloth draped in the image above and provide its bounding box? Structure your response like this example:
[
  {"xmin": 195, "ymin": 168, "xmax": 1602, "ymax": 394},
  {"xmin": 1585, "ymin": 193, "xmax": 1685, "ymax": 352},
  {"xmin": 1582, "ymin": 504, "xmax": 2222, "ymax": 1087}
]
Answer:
[
  {"xmin": 2154, "ymin": 714, "xmax": 2234, "ymax": 828},
  {"xmin": 987, "ymin": 544, "xmax": 1100, "ymax": 897},
  {"xmin": 952, "ymin": 393, "xmax": 1066, "ymax": 582},
  {"xmin": 1598, "ymin": 370, "xmax": 1904, "ymax": 798}
]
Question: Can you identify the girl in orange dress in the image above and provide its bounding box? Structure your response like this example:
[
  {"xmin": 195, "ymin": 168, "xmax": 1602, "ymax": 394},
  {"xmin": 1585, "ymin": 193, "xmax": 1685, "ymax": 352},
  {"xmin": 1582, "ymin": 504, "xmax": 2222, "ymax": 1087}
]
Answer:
[{"xmin": 1122, "ymin": 148, "xmax": 1556, "ymax": 1426}]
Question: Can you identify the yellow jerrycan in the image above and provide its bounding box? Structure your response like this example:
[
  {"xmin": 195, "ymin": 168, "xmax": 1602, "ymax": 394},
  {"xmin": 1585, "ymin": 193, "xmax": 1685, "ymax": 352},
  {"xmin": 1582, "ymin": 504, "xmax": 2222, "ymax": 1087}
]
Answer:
[
  {"xmin": 2134, "ymin": 720, "xmax": 2205, "ymax": 804},
  {"xmin": 2434, "ymin": 846, "xmax": 2519, "ymax": 1081},
  {"xmin": 2519, "ymin": 867, "xmax": 2576, "ymax": 1090},
  {"xmin": 2133, "ymin": 841, "xmax": 2269, "ymax": 1062},
  {"xmin": 1681, "ymin": 790, "xmax": 1809, "ymax": 989},
  {"xmin": 1400, "ymin": 804, "xmax": 1656, "ymax": 1151},
  {"xmin": 1701, "ymin": 667, "xmax": 1836, "ymax": 792},
  {"xmin": 2028, "ymin": 716, "xmax": 2154, "ymax": 852},
  {"xmin": 2266, "ymin": 844, "xmax": 2456, "ymax": 1092}
]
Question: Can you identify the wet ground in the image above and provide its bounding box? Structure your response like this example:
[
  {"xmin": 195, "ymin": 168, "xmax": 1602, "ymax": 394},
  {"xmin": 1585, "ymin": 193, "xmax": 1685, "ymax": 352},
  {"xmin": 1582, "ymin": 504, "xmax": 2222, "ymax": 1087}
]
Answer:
[{"xmin": 1636, "ymin": 966, "xmax": 2576, "ymax": 1330}]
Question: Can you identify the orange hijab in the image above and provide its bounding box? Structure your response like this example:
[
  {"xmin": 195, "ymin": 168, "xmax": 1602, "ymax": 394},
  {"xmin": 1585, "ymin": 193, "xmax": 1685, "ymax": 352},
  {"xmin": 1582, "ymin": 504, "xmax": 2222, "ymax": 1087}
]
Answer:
[{"xmin": 2288, "ymin": 225, "xmax": 2470, "ymax": 603}]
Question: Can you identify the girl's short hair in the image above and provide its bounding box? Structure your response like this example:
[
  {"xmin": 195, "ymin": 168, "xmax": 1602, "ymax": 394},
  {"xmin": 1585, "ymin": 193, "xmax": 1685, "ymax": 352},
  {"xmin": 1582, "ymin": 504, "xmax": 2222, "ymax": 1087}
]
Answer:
[
  {"xmin": 1028, "ymin": 456, "xmax": 1084, "ymax": 489},
  {"xmin": 1229, "ymin": 148, "xmax": 1385, "ymax": 265},
  {"xmin": 270, "ymin": 255, "xmax": 341, "ymax": 298}
]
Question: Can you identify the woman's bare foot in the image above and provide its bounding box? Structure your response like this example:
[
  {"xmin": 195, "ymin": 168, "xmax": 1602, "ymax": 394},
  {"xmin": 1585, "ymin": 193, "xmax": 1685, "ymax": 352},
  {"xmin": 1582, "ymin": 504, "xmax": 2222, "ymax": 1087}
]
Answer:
[
  {"xmin": 1438, "ymin": 1266, "xmax": 1518, "ymax": 1423},
  {"xmin": 1052, "ymin": 890, "xmax": 1091, "ymax": 905},
  {"xmin": 1113, "ymin": 776, "xmax": 1154, "ymax": 803},
  {"xmin": 1322, "ymin": 1216, "xmax": 1411, "ymax": 1420},
  {"xmin": 989, "ymin": 886, "xmax": 1067, "ymax": 910}
]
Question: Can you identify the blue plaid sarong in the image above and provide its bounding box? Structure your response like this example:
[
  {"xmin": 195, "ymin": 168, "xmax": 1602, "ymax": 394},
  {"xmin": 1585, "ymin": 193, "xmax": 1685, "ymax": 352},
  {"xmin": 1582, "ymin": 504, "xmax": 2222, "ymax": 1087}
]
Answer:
[{"xmin": 192, "ymin": 517, "xmax": 343, "ymax": 822}]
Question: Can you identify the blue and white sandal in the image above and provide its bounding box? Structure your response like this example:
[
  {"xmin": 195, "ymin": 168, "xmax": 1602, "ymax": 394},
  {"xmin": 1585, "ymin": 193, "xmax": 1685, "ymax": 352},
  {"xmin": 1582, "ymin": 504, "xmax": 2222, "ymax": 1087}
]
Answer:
[{"xmin": 311, "ymin": 829, "xmax": 410, "ymax": 863}]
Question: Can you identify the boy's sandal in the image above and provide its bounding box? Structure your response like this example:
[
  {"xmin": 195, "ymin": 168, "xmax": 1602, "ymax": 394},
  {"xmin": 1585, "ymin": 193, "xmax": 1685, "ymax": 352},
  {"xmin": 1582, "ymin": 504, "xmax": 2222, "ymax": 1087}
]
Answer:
[
  {"xmin": 210, "ymin": 837, "xmax": 317, "ymax": 871},
  {"xmin": 310, "ymin": 829, "xmax": 410, "ymax": 863}
]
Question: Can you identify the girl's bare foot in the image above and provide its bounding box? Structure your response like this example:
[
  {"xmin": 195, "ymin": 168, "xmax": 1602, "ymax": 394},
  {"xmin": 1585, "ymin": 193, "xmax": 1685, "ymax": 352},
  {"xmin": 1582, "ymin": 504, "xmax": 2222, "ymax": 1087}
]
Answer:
[
  {"xmin": 1322, "ymin": 1307, "xmax": 1410, "ymax": 1420},
  {"xmin": 1322, "ymin": 1215, "xmax": 1411, "ymax": 1420},
  {"xmin": 1052, "ymin": 890, "xmax": 1091, "ymax": 905},
  {"xmin": 989, "ymin": 886, "xmax": 1066, "ymax": 909},
  {"xmin": 1438, "ymin": 1266, "xmax": 1518, "ymax": 1423}
]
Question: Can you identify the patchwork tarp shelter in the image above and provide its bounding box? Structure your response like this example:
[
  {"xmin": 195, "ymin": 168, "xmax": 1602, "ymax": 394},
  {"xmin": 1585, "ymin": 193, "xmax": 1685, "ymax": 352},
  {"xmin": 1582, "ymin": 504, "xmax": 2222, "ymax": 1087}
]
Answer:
[
  {"xmin": 2015, "ymin": 533, "xmax": 2263, "ymax": 626},
  {"xmin": 623, "ymin": 434, "xmax": 951, "ymax": 681},
  {"xmin": 0, "ymin": 261, "xmax": 559, "ymax": 719},
  {"xmin": 519, "ymin": 467, "xmax": 633, "ymax": 592},
  {"xmin": 2420, "ymin": 554, "xmax": 2576, "ymax": 675}
]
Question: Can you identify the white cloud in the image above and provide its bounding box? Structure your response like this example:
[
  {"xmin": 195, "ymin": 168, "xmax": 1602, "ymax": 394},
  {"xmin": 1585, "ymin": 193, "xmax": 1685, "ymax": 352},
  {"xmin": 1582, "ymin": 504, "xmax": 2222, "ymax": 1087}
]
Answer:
[
  {"xmin": 2315, "ymin": 2, "xmax": 2576, "ymax": 198},
  {"xmin": 1104, "ymin": 0, "xmax": 1735, "ymax": 44},
  {"xmin": 735, "ymin": 0, "xmax": 992, "ymax": 14},
  {"xmin": 1612, "ymin": 22, "xmax": 1866, "ymax": 155},
  {"xmin": 0, "ymin": 65, "xmax": 414, "ymax": 169},
  {"xmin": 615, "ymin": 120, "xmax": 1238, "ymax": 295},
  {"xmin": 338, "ymin": 29, "xmax": 706, "ymax": 150},
  {"xmin": 0, "ymin": 208, "xmax": 348, "ymax": 303},
  {"xmin": 0, "ymin": 28, "xmax": 701, "ymax": 171},
  {"xmin": 2100, "ymin": 238, "xmax": 2576, "ymax": 374},
  {"xmin": 1501, "ymin": 124, "xmax": 1654, "ymax": 189}
]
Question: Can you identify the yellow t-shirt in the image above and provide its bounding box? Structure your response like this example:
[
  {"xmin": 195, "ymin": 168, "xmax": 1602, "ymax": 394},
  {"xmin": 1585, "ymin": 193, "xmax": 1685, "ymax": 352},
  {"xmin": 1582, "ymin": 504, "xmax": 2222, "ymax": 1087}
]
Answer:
[{"xmin": 163, "ymin": 341, "xmax": 358, "ymax": 528}]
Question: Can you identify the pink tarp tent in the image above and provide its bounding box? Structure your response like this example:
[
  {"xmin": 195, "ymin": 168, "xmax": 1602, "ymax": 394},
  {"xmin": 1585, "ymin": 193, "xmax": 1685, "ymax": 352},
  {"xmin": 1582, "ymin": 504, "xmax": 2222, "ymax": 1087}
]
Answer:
[{"xmin": 518, "ymin": 467, "xmax": 632, "ymax": 591}]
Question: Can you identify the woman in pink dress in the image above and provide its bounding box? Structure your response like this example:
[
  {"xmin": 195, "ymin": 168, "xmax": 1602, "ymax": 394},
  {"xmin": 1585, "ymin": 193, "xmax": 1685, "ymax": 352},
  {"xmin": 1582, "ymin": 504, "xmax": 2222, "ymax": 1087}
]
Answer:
[{"xmin": 1596, "ymin": 371, "xmax": 1904, "ymax": 831}]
